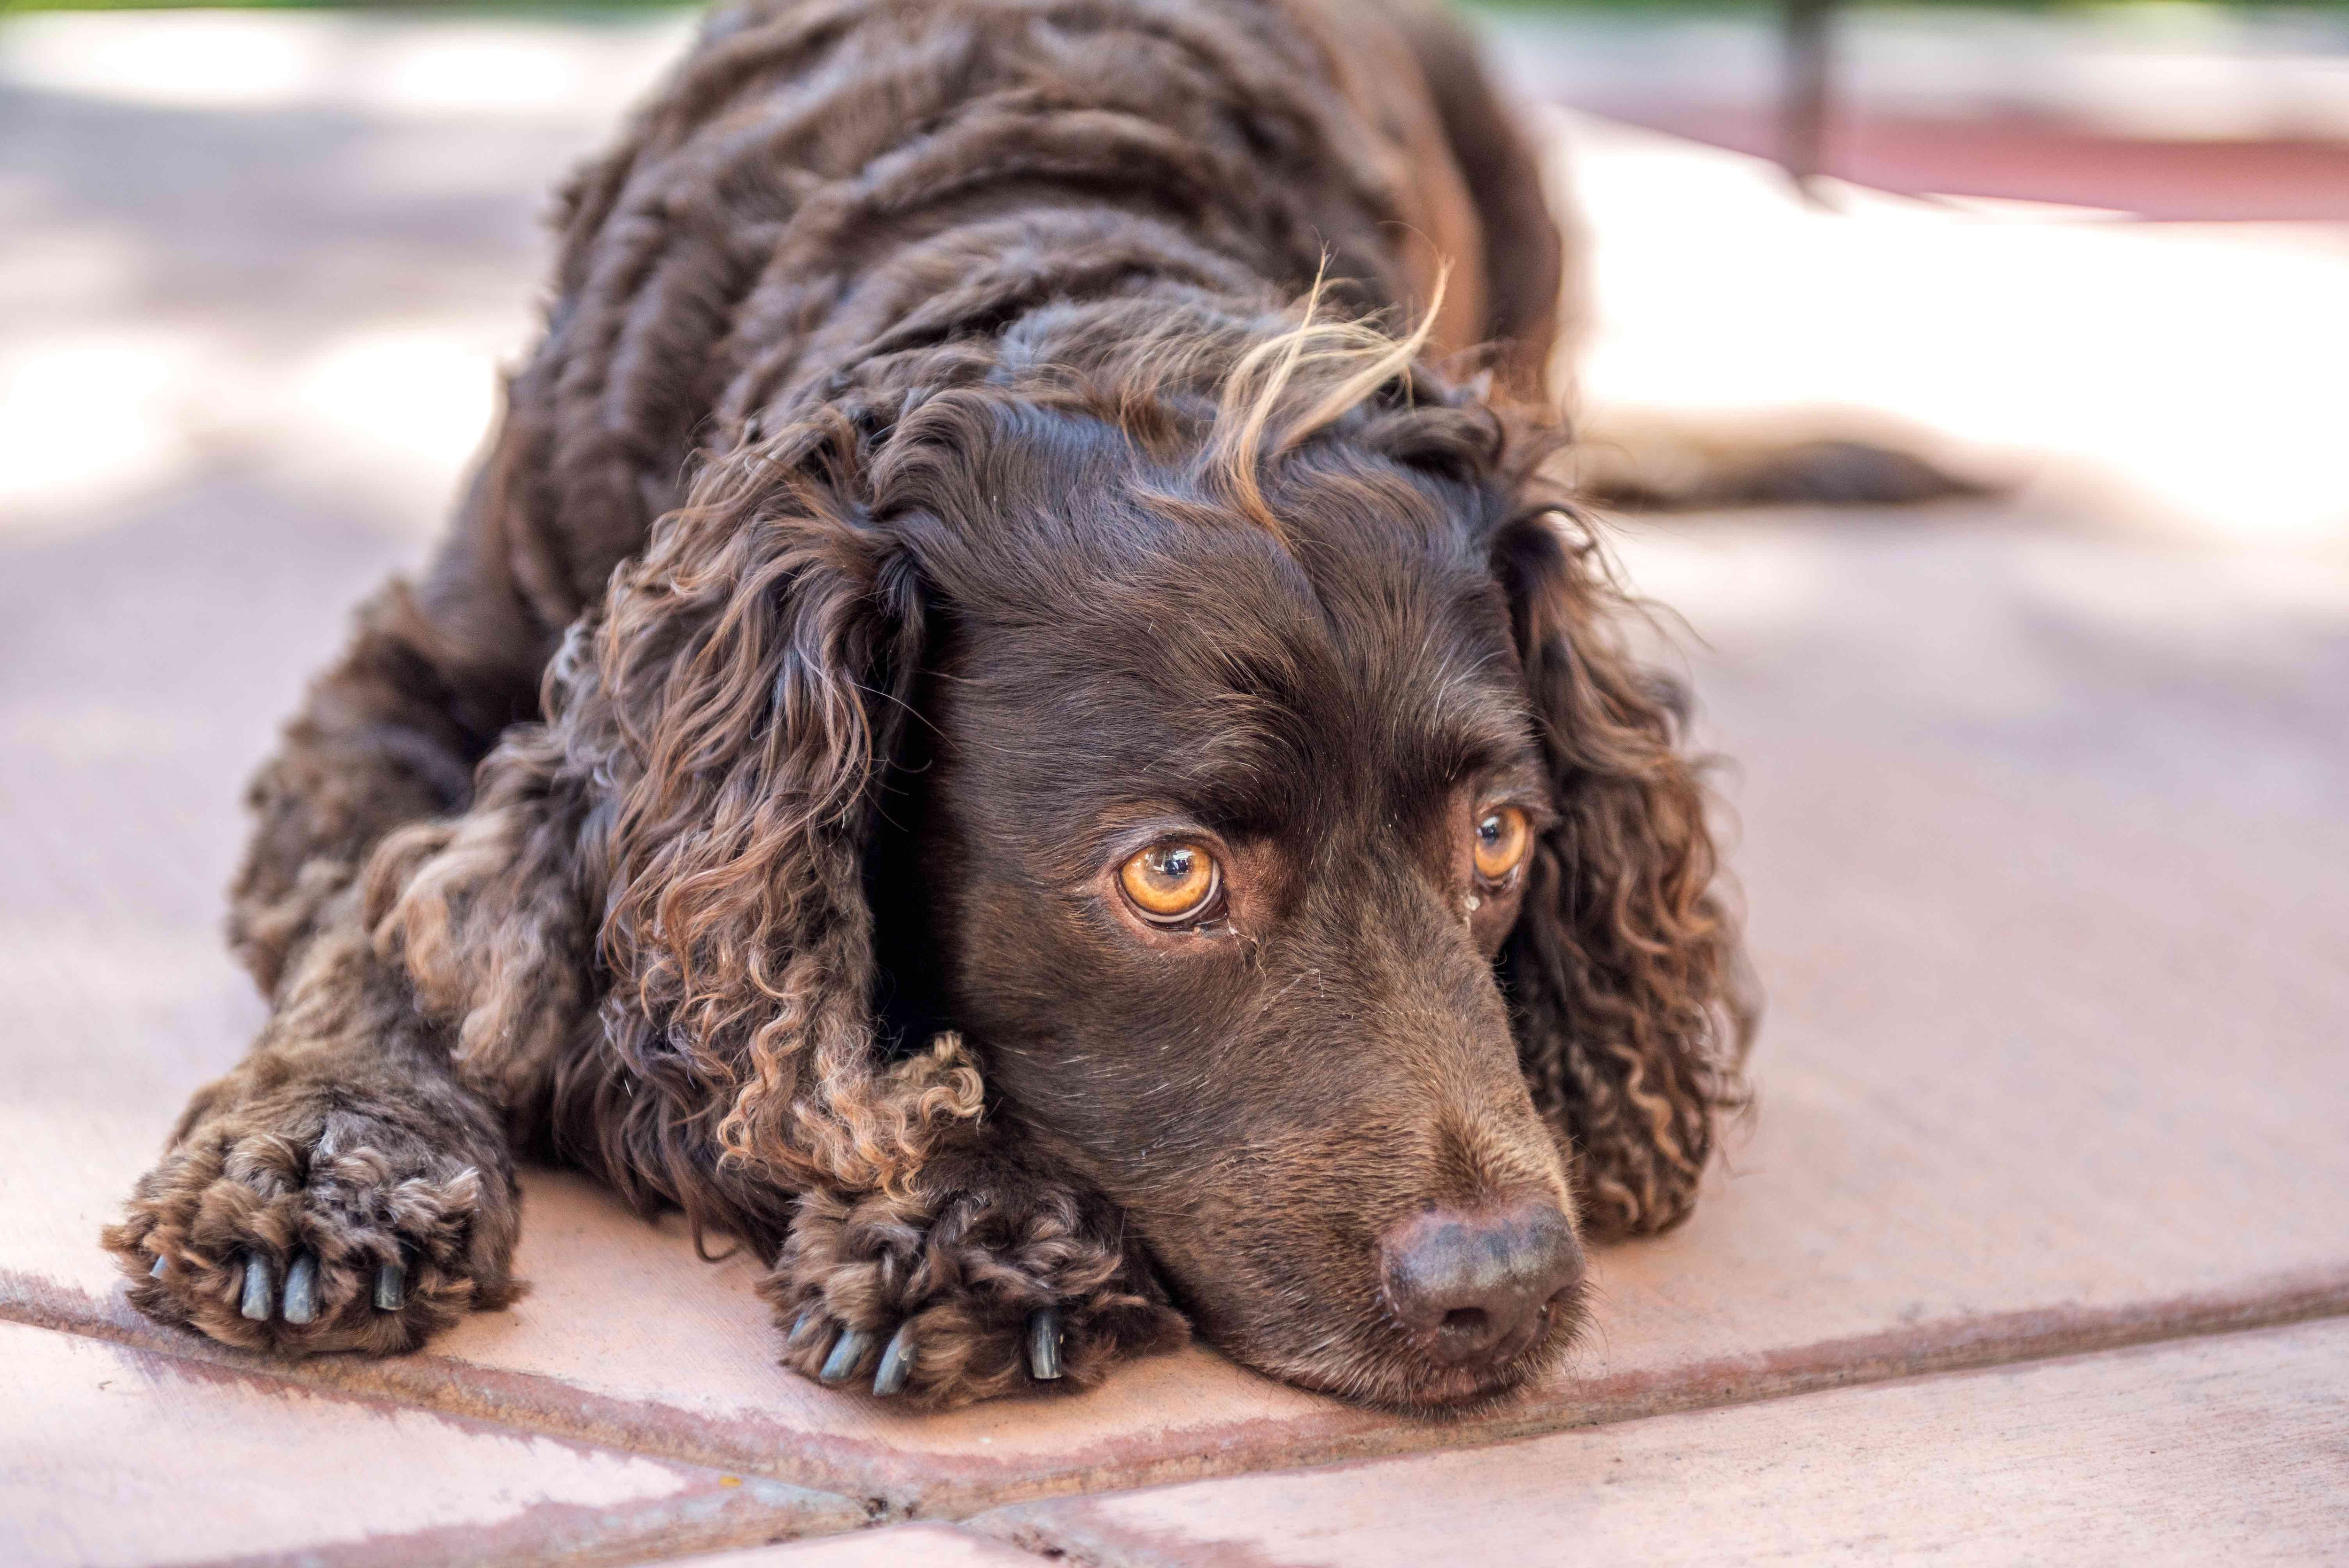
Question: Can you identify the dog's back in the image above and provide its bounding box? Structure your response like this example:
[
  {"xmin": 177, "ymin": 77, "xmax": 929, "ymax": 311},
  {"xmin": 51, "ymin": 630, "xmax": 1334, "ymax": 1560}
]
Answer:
[{"xmin": 474, "ymin": 0, "xmax": 1555, "ymax": 646}]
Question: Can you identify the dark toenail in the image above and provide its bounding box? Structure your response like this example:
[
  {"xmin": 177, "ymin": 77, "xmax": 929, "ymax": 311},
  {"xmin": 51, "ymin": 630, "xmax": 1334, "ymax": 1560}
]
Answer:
[
  {"xmin": 819, "ymin": 1327, "xmax": 872, "ymax": 1385},
  {"xmin": 1027, "ymin": 1307, "xmax": 1063, "ymax": 1381},
  {"xmin": 373, "ymin": 1259, "xmax": 405, "ymax": 1312},
  {"xmin": 240, "ymin": 1257, "xmax": 273, "ymax": 1321},
  {"xmin": 282, "ymin": 1253, "xmax": 319, "ymax": 1325},
  {"xmin": 872, "ymin": 1322, "xmax": 917, "ymax": 1397},
  {"xmin": 149, "ymin": 1256, "xmax": 168, "ymax": 1279},
  {"xmin": 786, "ymin": 1307, "xmax": 824, "ymax": 1351}
]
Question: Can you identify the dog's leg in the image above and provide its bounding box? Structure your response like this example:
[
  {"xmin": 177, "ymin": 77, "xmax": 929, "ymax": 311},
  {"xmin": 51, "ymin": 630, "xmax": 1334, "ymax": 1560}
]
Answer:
[
  {"xmin": 228, "ymin": 430, "xmax": 595, "ymax": 1000},
  {"xmin": 105, "ymin": 883, "xmax": 523, "ymax": 1354},
  {"xmin": 762, "ymin": 1142, "xmax": 1189, "ymax": 1408}
]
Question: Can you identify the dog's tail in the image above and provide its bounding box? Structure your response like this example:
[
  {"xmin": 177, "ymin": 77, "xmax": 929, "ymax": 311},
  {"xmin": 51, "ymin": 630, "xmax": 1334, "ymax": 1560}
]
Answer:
[{"xmin": 1563, "ymin": 401, "xmax": 1999, "ymax": 512}]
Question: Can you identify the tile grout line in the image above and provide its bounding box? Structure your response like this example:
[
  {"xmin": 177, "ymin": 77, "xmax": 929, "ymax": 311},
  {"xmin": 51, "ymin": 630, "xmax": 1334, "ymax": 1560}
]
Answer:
[
  {"xmin": 1439, "ymin": 1269, "xmax": 2349, "ymax": 1456},
  {"xmin": 0, "ymin": 1267, "xmax": 937, "ymax": 1513},
  {"xmin": 7, "ymin": 1263, "xmax": 2349, "ymax": 1524},
  {"xmin": 0, "ymin": 1309, "xmax": 886, "ymax": 1568}
]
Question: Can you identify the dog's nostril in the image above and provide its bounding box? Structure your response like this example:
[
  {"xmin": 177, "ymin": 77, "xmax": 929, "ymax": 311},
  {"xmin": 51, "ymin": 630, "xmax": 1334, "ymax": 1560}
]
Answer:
[{"xmin": 1378, "ymin": 1194, "xmax": 1584, "ymax": 1369}]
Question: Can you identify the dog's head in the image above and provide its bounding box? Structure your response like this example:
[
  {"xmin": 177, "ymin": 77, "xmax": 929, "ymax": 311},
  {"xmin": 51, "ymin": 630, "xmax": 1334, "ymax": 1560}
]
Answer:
[{"xmin": 591, "ymin": 296, "xmax": 1748, "ymax": 1410}]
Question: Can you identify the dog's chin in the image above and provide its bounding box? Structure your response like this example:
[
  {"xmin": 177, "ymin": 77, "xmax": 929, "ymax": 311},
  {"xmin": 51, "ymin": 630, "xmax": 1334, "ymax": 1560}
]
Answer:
[{"xmin": 1235, "ymin": 1284, "xmax": 1587, "ymax": 1418}]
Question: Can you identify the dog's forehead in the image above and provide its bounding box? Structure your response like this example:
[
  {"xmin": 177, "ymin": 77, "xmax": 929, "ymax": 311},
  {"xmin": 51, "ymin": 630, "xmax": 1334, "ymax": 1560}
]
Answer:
[{"xmin": 941, "ymin": 487, "xmax": 1532, "ymax": 811}]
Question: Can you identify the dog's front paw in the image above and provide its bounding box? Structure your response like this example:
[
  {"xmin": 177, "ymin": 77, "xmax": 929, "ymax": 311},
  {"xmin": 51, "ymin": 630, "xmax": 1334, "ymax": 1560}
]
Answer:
[
  {"xmin": 762, "ymin": 1162, "xmax": 1188, "ymax": 1408},
  {"xmin": 103, "ymin": 1089, "xmax": 520, "ymax": 1356}
]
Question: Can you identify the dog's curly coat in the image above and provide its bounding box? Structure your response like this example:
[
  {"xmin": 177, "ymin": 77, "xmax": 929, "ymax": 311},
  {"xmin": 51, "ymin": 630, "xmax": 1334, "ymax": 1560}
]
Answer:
[{"xmin": 105, "ymin": 0, "xmax": 1750, "ymax": 1409}]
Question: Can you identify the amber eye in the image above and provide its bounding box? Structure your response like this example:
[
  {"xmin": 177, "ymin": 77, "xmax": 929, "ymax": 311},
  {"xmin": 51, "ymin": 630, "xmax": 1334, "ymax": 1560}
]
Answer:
[
  {"xmin": 1119, "ymin": 841, "xmax": 1221, "ymax": 924},
  {"xmin": 1472, "ymin": 807, "xmax": 1532, "ymax": 884}
]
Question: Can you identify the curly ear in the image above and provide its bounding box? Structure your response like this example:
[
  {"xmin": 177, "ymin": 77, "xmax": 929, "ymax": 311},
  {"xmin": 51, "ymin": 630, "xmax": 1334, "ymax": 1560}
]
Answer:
[
  {"xmin": 1493, "ymin": 506, "xmax": 1754, "ymax": 1241},
  {"xmin": 581, "ymin": 411, "xmax": 983, "ymax": 1226}
]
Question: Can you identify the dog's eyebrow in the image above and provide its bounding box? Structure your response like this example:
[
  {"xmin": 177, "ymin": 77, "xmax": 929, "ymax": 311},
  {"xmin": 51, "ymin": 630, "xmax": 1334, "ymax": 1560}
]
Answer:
[
  {"xmin": 1408, "ymin": 705, "xmax": 1550, "ymax": 807},
  {"xmin": 1117, "ymin": 655, "xmax": 1540, "ymax": 826},
  {"xmin": 1125, "ymin": 690, "xmax": 1298, "ymax": 798},
  {"xmin": 1391, "ymin": 634, "xmax": 1543, "ymax": 773}
]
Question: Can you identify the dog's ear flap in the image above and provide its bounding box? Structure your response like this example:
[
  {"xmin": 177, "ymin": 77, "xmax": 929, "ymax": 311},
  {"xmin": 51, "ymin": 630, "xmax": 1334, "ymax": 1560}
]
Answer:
[
  {"xmin": 590, "ymin": 410, "xmax": 981, "ymax": 1217},
  {"xmin": 1490, "ymin": 506, "xmax": 1753, "ymax": 1241}
]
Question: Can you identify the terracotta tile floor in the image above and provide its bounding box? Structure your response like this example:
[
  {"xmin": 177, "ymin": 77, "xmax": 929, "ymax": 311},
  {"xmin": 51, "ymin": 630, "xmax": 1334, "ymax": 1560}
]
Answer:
[
  {"xmin": 0, "ymin": 1320, "xmax": 860, "ymax": 1568},
  {"xmin": 3, "ymin": 13, "xmax": 2345, "ymax": 1566},
  {"xmin": 973, "ymin": 1320, "xmax": 2349, "ymax": 1563}
]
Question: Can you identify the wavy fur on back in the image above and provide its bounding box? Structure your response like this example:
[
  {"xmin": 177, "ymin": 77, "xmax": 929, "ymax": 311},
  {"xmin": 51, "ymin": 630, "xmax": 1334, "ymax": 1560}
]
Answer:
[{"xmin": 458, "ymin": 0, "xmax": 1485, "ymax": 633}]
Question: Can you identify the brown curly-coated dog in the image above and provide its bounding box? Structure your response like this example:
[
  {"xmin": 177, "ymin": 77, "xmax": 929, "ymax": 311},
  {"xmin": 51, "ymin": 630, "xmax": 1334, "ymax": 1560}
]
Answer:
[{"xmin": 104, "ymin": 0, "xmax": 1751, "ymax": 1412}]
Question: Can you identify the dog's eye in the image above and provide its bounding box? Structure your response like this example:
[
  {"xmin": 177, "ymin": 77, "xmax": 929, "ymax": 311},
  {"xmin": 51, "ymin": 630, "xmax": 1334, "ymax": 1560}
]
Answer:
[
  {"xmin": 1119, "ymin": 842, "xmax": 1221, "ymax": 924},
  {"xmin": 1472, "ymin": 807, "xmax": 1532, "ymax": 884}
]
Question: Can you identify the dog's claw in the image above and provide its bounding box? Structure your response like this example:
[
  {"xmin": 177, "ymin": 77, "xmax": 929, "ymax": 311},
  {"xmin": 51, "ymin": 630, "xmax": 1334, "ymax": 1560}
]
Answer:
[
  {"xmin": 786, "ymin": 1307, "xmax": 824, "ymax": 1352},
  {"xmin": 373, "ymin": 1259, "xmax": 405, "ymax": 1312},
  {"xmin": 148, "ymin": 1255, "xmax": 168, "ymax": 1280},
  {"xmin": 820, "ymin": 1327, "xmax": 873, "ymax": 1385},
  {"xmin": 873, "ymin": 1322, "xmax": 917, "ymax": 1397},
  {"xmin": 281, "ymin": 1253, "xmax": 319, "ymax": 1325},
  {"xmin": 239, "ymin": 1256, "xmax": 273, "ymax": 1322},
  {"xmin": 1027, "ymin": 1307, "xmax": 1063, "ymax": 1381}
]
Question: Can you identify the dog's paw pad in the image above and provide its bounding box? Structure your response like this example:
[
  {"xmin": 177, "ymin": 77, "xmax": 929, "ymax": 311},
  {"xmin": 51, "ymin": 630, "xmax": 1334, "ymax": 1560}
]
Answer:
[
  {"xmin": 104, "ymin": 1109, "xmax": 508, "ymax": 1356},
  {"xmin": 763, "ymin": 1175, "xmax": 1188, "ymax": 1406}
]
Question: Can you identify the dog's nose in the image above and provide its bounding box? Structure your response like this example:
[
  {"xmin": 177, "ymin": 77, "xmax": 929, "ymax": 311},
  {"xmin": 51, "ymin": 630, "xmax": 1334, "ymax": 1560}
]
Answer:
[{"xmin": 1377, "ymin": 1195, "xmax": 1585, "ymax": 1367}]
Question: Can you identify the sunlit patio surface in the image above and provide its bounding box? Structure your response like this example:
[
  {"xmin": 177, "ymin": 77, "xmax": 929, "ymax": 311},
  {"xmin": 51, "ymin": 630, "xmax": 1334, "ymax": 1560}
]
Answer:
[{"xmin": 3, "ymin": 11, "xmax": 2346, "ymax": 1565}]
